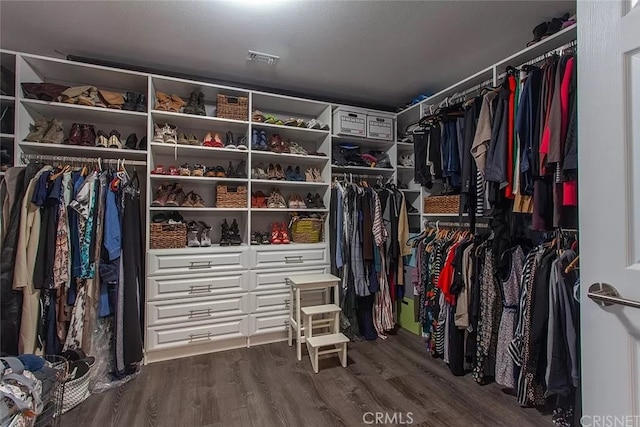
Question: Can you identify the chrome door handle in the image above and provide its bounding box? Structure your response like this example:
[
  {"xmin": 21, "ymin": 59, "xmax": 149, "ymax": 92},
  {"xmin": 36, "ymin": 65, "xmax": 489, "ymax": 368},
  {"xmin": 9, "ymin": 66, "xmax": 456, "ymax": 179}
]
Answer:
[
  {"xmin": 284, "ymin": 256, "xmax": 303, "ymax": 264},
  {"xmin": 588, "ymin": 283, "xmax": 640, "ymax": 309},
  {"xmin": 189, "ymin": 261, "xmax": 212, "ymax": 269}
]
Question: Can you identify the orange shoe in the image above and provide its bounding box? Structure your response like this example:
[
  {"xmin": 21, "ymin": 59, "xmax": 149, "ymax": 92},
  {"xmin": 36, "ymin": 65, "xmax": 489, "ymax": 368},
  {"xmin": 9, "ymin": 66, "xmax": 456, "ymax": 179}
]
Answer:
[
  {"xmin": 279, "ymin": 222, "xmax": 290, "ymax": 244},
  {"xmin": 270, "ymin": 223, "xmax": 282, "ymax": 244}
]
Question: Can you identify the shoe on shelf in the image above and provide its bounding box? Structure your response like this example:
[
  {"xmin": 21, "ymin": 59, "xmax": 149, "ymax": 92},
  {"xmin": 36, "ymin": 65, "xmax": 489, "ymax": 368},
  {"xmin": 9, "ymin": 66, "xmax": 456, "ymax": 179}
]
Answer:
[
  {"xmin": 196, "ymin": 92, "xmax": 206, "ymax": 116},
  {"xmin": 251, "ymin": 232, "xmax": 261, "ymax": 245},
  {"xmin": 65, "ymin": 122, "xmax": 82, "ymax": 145},
  {"xmin": 281, "ymin": 139, "xmax": 290, "ymax": 153},
  {"xmin": 235, "ymin": 160, "xmax": 247, "ymax": 179},
  {"xmin": 293, "ymin": 166, "xmax": 304, "ymax": 181},
  {"xmin": 255, "ymin": 191, "xmax": 267, "ymax": 208},
  {"xmin": 155, "ymin": 92, "xmax": 171, "ymax": 111},
  {"xmin": 313, "ymin": 193, "xmax": 325, "ymax": 209},
  {"xmin": 275, "ymin": 164, "xmax": 285, "ymax": 180},
  {"xmin": 181, "ymin": 191, "xmax": 194, "ymax": 207},
  {"xmin": 178, "ymin": 133, "xmax": 189, "ymax": 145},
  {"xmin": 288, "ymin": 194, "xmax": 299, "ymax": 209},
  {"xmin": 220, "ymin": 219, "xmax": 231, "ymax": 246},
  {"xmin": 214, "ymin": 166, "xmax": 226, "ymax": 177},
  {"xmin": 95, "ymin": 130, "xmax": 109, "ymax": 147},
  {"xmin": 279, "ymin": 222, "xmax": 290, "ymax": 244},
  {"xmin": 191, "ymin": 192, "xmax": 206, "ymax": 208},
  {"xmin": 285, "ymin": 166, "xmax": 295, "ymax": 181},
  {"xmin": 312, "ymin": 168, "xmax": 322, "ymax": 182},
  {"xmin": 289, "ymin": 141, "xmax": 308, "ymax": 155},
  {"xmin": 236, "ymin": 135, "xmax": 248, "ymax": 150},
  {"xmin": 183, "ymin": 92, "xmax": 198, "ymax": 115},
  {"xmin": 168, "ymin": 165, "xmax": 178, "ymax": 176},
  {"xmin": 25, "ymin": 118, "xmax": 51, "ymax": 143},
  {"xmin": 187, "ymin": 133, "xmax": 199, "ymax": 145},
  {"xmin": 135, "ymin": 93, "xmax": 147, "ymax": 112},
  {"xmin": 252, "ymin": 110, "xmax": 265, "ymax": 122},
  {"xmin": 267, "ymin": 163, "xmax": 276, "ymax": 180},
  {"xmin": 124, "ymin": 133, "xmax": 138, "ymax": 150},
  {"xmin": 205, "ymin": 167, "xmax": 217, "ymax": 177},
  {"xmin": 258, "ymin": 130, "xmax": 268, "ymax": 150},
  {"xmin": 225, "ymin": 131, "xmax": 236, "ymax": 149},
  {"xmin": 151, "ymin": 124, "xmax": 166, "ymax": 143},
  {"xmin": 306, "ymin": 119, "xmax": 321, "ymax": 129},
  {"xmin": 79, "ymin": 124, "xmax": 96, "ymax": 146},
  {"xmin": 269, "ymin": 134, "xmax": 283, "ymax": 153},
  {"xmin": 193, "ymin": 164, "xmax": 206, "ymax": 177},
  {"xmin": 297, "ymin": 195, "xmax": 307, "ymax": 209},
  {"xmin": 108, "ymin": 130, "xmax": 122, "ymax": 149},
  {"xmin": 305, "ymin": 169, "xmax": 314, "ymax": 182},
  {"xmin": 229, "ymin": 219, "xmax": 242, "ymax": 245},
  {"xmin": 151, "ymin": 183, "xmax": 172, "ymax": 207},
  {"xmin": 123, "ymin": 92, "xmax": 137, "ymax": 111},
  {"xmin": 151, "ymin": 165, "xmax": 165, "ymax": 175},
  {"xmin": 259, "ymin": 231, "xmax": 270, "ymax": 244},
  {"xmin": 227, "ymin": 161, "xmax": 237, "ymax": 178},
  {"xmin": 254, "ymin": 163, "xmax": 268, "ymax": 180},
  {"xmin": 164, "ymin": 124, "xmax": 178, "ymax": 144},
  {"xmin": 168, "ymin": 94, "xmax": 186, "ymax": 113},
  {"xmin": 39, "ymin": 119, "xmax": 63, "ymax": 144},
  {"xmin": 165, "ymin": 184, "xmax": 185, "ymax": 207},
  {"xmin": 251, "ymin": 129, "xmax": 260, "ymax": 150},
  {"xmin": 270, "ymin": 222, "xmax": 282, "ymax": 244},
  {"xmin": 199, "ymin": 221, "xmax": 212, "ymax": 246},
  {"xmin": 179, "ymin": 163, "xmax": 192, "ymax": 176},
  {"xmin": 187, "ymin": 221, "xmax": 201, "ymax": 247},
  {"xmin": 212, "ymin": 133, "xmax": 224, "ymax": 148},
  {"xmin": 305, "ymin": 193, "xmax": 316, "ymax": 209}
]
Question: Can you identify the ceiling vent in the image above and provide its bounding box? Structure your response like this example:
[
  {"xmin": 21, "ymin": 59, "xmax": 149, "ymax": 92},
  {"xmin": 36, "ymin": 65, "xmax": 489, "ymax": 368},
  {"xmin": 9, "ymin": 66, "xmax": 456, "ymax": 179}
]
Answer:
[{"xmin": 247, "ymin": 50, "xmax": 279, "ymax": 65}]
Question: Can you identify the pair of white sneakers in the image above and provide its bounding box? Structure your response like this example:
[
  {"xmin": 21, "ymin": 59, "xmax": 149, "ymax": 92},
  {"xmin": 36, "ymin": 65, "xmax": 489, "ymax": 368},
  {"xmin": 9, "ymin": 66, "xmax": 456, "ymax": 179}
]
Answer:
[{"xmin": 399, "ymin": 154, "xmax": 414, "ymax": 167}]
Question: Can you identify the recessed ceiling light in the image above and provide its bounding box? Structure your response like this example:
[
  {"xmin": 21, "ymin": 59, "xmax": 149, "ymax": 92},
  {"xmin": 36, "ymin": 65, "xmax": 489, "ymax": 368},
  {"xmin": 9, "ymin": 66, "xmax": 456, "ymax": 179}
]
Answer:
[{"xmin": 247, "ymin": 50, "xmax": 279, "ymax": 65}]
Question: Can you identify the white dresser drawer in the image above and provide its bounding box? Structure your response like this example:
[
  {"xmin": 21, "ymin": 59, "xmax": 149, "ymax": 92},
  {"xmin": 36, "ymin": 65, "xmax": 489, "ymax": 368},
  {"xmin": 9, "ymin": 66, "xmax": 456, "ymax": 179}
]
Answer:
[
  {"xmin": 147, "ymin": 294, "xmax": 249, "ymax": 327},
  {"xmin": 250, "ymin": 266, "xmax": 329, "ymax": 292},
  {"xmin": 250, "ymin": 290, "xmax": 289, "ymax": 314},
  {"xmin": 250, "ymin": 311, "xmax": 289, "ymax": 336},
  {"xmin": 250, "ymin": 245, "xmax": 328, "ymax": 269},
  {"xmin": 147, "ymin": 271, "xmax": 249, "ymax": 301},
  {"xmin": 146, "ymin": 316, "xmax": 248, "ymax": 351},
  {"xmin": 148, "ymin": 247, "xmax": 249, "ymax": 276}
]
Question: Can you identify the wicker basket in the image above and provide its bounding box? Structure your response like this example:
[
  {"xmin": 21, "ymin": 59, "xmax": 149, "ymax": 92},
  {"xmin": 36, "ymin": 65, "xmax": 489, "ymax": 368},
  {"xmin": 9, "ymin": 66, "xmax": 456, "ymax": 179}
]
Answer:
[
  {"xmin": 216, "ymin": 185, "xmax": 247, "ymax": 208},
  {"xmin": 423, "ymin": 195, "xmax": 460, "ymax": 214},
  {"xmin": 216, "ymin": 94, "xmax": 248, "ymax": 121},
  {"xmin": 150, "ymin": 223, "xmax": 186, "ymax": 249},
  {"xmin": 291, "ymin": 216, "xmax": 324, "ymax": 243}
]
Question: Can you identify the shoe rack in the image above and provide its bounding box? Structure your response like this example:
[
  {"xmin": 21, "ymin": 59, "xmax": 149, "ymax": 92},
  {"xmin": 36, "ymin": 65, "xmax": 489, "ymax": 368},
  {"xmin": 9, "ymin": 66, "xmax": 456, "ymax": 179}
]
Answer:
[{"xmin": 3, "ymin": 49, "xmax": 395, "ymax": 362}]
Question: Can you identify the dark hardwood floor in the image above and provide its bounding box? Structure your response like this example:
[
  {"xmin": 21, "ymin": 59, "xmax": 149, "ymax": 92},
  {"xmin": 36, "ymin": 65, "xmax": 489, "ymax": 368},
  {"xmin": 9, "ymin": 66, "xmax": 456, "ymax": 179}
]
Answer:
[{"xmin": 60, "ymin": 330, "xmax": 553, "ymax": 427}]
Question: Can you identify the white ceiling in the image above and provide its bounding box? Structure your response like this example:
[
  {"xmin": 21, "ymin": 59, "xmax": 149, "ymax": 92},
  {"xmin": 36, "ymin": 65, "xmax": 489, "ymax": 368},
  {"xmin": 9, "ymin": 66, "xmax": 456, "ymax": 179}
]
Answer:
[{"xmin": 0, "ymin": 0, "xmax": 575, "ymax": 111}]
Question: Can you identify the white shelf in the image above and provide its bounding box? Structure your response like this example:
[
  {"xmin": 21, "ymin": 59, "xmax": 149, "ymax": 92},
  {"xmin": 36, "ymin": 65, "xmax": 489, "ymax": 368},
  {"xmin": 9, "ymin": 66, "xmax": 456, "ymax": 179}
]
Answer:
[
  {"xmin": 149, "ymin": 174, "xmax": 248, "ymax": 184},
  {"xmin": 0, "ymin": 133, "xmax": 15, "ymax": 139},
  {"xmin": 251, "ymin": 208, "xmax": 328, "ymax": 213},
  {"xmin": 331, "ymin": 134, "xmax": 395, "ymax": 149},
  {"xmin": 397, "ymin": 165, "xmax": 413, "ymax": 170},
  {"xmin": 149, "ymin": 207, "xmax": 247, "ymax": 212},
  {"xmin": 252, "ymin": 122, "xmax": 330, "ymax": 142},
  {"xmin": 331, "ymin": 165, "xmax": 395, "ymax": 174},
  {"xmin": 252, "ymin": 92, "xmax": 330, "ymax": 118},
  {"xmin": 21, "ymin": 99, "xmax": 147, "ymax": 127},
  {"xmin": 251, "ymin": 150, "xmax": 330, "ymax": 164},
  {"xmin": 0, "ymin": 95, "xmax": 15, "ymax": 102},
  {"xmin": 149, "ymin": 142, "xmax": 249, "ymax": 157},
  {"xmin": 251, "ymin": 179, "xmax": 329, "ymax": 187},
  {"xmin": 396, "ymin": 142, "xmax": 414, "ymax": 149},
  {"xmin": 422, "ymin": 213, "xmax": 465, "ymax": 217},
  {"xmin": 408, "ymin": 212, "xmax": 421, "ymax": 216},
  {"xmin": 400, "ymin": 189, "xmax": 420, "ymax": 193},
  {"xmin": 19, "ymin": 141, "xmax": 147, "ymax": 160},
  {"xmin": 151, "ymin": 110, "xmax": 249, "ymax": 134}
]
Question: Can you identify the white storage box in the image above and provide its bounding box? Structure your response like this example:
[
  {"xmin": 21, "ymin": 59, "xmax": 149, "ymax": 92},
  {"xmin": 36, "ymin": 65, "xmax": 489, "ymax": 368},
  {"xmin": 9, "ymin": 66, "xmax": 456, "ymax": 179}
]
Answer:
[
  {"xmin": 367, "ymin": 115, "xmax": 394, "ymax": 141},
  {"xmin": 333, "ymin": 109, "xmax": 366, "ymax": 137}
]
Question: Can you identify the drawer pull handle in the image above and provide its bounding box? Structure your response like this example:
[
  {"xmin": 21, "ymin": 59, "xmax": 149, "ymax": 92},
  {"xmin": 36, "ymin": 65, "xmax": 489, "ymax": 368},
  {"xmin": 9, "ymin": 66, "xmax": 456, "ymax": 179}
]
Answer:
[
  {"xmin": 189, "ymin": 284, "xmax": 213, "ymax": 294},
  {"xmin": 284, "ymin": 256, "xmax": 303, "ymax": 264},
  {"xmin": 189, "ymin": 332, "xmax": 212, "ymax": 342},
  {"xmin": 189, "ymin": 308, "xmax": 213, "ymax": 318},
  {"xmin": 189, "ymin": 261, "xmax": 212, "ymax": 269}
]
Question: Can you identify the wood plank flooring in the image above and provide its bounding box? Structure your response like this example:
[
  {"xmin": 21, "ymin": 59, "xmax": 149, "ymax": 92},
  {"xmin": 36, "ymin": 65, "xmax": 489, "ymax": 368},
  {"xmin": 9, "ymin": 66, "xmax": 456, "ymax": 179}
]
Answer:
[{"xmin": 60, "ymin": 330, "xmax": 553, "ymax": 427}]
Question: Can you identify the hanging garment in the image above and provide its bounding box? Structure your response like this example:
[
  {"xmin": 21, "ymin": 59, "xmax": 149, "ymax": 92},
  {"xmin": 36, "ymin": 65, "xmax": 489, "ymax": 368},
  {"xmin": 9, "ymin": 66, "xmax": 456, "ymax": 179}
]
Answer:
[{"xmin": 496, "ymin": 246, "xmax": 525, "ymax": 388}]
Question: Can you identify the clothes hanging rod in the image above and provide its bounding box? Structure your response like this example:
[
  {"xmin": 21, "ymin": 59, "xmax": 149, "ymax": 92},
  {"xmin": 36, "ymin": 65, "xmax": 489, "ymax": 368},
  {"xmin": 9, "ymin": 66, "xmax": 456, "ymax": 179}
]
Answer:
[
  {"xmin": 424, "ymin": 220, "xmax": 490, "ymax": 229},
  {"xmin": 331, "ymin": 172, "xmax": 385, "ymax": 179},
  {"xmin": 20, "ymin": 153, "xmax": 147, "ymax": 166}
]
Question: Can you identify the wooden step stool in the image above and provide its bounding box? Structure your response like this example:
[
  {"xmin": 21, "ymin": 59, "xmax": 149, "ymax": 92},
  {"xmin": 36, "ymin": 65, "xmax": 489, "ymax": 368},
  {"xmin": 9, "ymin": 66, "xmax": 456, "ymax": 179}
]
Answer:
[{"xmin": 301, "ymin": 304, "xmax": 349, "ymax": 373}]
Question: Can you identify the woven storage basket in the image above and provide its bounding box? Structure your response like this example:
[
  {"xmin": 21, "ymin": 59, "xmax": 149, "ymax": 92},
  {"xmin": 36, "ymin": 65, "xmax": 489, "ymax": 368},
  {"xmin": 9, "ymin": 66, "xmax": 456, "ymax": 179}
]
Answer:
[
  {"xmin": 216, "ymin": 185, "xmax": 247, "ymax": 208},
  {"xmin": 150, "ymin": 223, "xmax": 186, "ymax": 249},
  {"xmin": 423, "ymin": 195, "xmax": 460, "ymax": 214},
  {"xmin": 291, "ymin": 216, "xmax": 324, "ymax": 243},
  {"xmin": 216, "ymin": 94, "xmax": 248, "ymax": 121}
]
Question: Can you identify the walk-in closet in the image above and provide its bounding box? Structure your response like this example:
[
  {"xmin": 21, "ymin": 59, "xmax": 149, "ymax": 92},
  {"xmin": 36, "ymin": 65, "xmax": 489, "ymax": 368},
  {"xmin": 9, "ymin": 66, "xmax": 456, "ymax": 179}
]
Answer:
[{"xmin": 1, "ymin": 1, "xmax": 637, "ymax": 426}]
